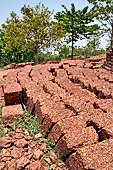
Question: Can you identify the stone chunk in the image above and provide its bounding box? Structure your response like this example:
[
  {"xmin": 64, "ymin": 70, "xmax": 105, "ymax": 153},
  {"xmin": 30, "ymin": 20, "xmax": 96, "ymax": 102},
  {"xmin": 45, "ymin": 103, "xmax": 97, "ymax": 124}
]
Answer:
[
  {"xmin": 56, "ymin": 127, "xmax": 98, "ymax": 157},
  {"xmin": 88, "ymin": 54, "xmax": 106, "ymax": 62},
  {"xmin": 49, "ymin": 150, "xmax": 57, "ymax": 163},
  {"xmin": 11, "ymin": 132, "xmax": 24, "ymax": 139},
  {"xmin": 0, "ymin": 86, "xmax": 5, "ymax": 107},
  {"xmin": 25, "ymin": 160, "xmax": 41, "ymax": 170},
  {"xmin": 48, "ymin": 115, "xmax": 88, "ymax": 145},
  {"xmin": 2, "ymin": 104, "xmax": 24, "ymax": 123},
  {"xmin": 66, "ymin": 139, "xmax": 113, "ymax": 170},
  {"xmin": 7, "ymin": 159, "xmax": 16, "ymax": 170},
  {"xmin": 0, "ymin": 162, "xmax": 6, "ymax": 169},
  {"xmin": 16, "ymin": 62, "xmax": 34, "ymax": 68},
  {"xmin": 4, "ymin": 70, "xmax": 19, "ymax": 83},
  {"xmin": 40, "ymin": 143, "xmax": 47, "ymax": 151},
  {"xmin": 4, "ymin": 63, "xmax": 16, "ymax": 70},
  {"xmin": 40, "ymin": 101, "xmax": 75, "ymax": 134},
  {"xmin": 33, "ymin": 149, "xmax": 43, "ymax": 160},
  {"xmin": 0, "ymin": 137, "xmax": 14, "ymax": 148},
  {"xmin": 14, "ymin": 139, "xmax": 28, "ymax": 148},
  {"xmin": 1, "ymin": 148, "xmax": 11, "ymax": 157},
  {"xmin": 11, "ymin": 147, "xmax": 23, "ymax": 158},
  {"xmin": 4, "ymin": 82, "xmax": 22, "ymax": 105},
  {"xmin": 17, "ymin": 156, "xmax": 30, "ymax": 169},
  {"xmin": 4, "ymin": 62, "xmax": 34, "ymax": 70}
]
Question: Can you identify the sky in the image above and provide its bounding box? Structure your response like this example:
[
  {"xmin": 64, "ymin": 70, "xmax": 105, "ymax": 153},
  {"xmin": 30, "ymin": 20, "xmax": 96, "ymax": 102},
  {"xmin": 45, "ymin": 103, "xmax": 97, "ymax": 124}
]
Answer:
[{"xmin": 0, "ymin": 0, "xmax": 108, "ymax": 49}]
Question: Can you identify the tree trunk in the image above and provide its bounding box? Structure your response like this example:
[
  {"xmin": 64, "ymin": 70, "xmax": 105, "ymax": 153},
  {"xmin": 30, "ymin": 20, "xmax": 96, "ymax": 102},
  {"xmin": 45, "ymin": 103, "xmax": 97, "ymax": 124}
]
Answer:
[
  {"xmin": 72, "ymin": 31, "xmax": 74, "ymax": 59},
  {"xmin": 33, "ymin": 49, "xmax": 38, "ymax": 64}
]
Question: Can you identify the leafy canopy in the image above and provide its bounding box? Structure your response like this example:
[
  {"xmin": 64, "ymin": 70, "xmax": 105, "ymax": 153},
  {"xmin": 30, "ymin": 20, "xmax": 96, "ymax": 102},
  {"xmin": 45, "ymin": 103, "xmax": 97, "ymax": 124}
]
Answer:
[
  {"xmin": 54, "ymin": 3, "xmax": 99, "ymax": 58},
  {"xmin": 2, "ymin": 3, "xmax": 64, "ymax": 63},
  {"xmin": 87, "ymin": 0, "xmax": 113, "ymax": 50},
  {"xmin": 55, "ymin": 3, "xmax": 99, "ymax": 42},
  {"xmin": 87, "ymin": 0, "xmax": 113, "ymax": 32}
]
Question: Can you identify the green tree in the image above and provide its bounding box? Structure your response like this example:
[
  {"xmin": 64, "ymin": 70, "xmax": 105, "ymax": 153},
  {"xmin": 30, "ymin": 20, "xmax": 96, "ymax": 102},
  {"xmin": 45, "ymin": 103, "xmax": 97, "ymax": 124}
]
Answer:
[
  {"xmin": 54, "ymin": 3, "xmax": 99, "ymax": 59},
  {"xmin": 86, "ymin": 31, "xmax": 102, "ymax": 56},
  {"xmin": 20, "ymin": 3, "xmax": 64, "ymax": 62},
  {"xmin": 0, "ymin": 29, "xmax": 5, "ymax": 64},
  {"xmin": 87, "ymin": 0, "xmax": 113, "ymax": 50},
  {"xmin": 74, "ymin": 46, "xmax": 84, "ymax": 57},
  {"xmin": 2, "ymin": 3, "xmax": 64, "ymax": 63},
  {"xmin": 0, "ymin": 30, "xmax": 3, "ymax": 57},
  {"xmin": 2, "ymin": 11, "xmax": 32, "ymax": 64},
  {"xmin": 55, "ymin": 44, "xmax": 70, "ymax": 59}
]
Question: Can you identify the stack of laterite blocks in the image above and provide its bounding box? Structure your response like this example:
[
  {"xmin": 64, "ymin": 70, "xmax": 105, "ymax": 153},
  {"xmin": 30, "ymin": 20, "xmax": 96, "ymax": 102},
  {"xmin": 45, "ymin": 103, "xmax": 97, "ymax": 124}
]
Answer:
[
  {"xmin": 1, "ymin": 70, "xmax": 24, "ymax": 123},
  {"xmin": 103, "ymin": 49, "xmax": 113, "ymax": 71},
  {"xmin": 1, "ymin": 60, "xmax": 113, "ymax": 170}
]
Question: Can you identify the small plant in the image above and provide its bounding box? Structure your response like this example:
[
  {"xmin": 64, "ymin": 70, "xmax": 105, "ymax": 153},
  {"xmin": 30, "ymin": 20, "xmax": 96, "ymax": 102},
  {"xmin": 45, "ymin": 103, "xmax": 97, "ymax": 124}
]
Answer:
[
  {"xmin": 0, "ymin": 107, "xmax": 41, "ymax": 137},
  {"xmin": 45, "ymin": 139, "xmax": 58, "ymax": 158},
  {"xmin": 11, "ymin": 109, "xmax": 41, "ymax": 136},
  {"xmin": 0, "ymin": 107, "xmax": 66, "ymax": 167}
]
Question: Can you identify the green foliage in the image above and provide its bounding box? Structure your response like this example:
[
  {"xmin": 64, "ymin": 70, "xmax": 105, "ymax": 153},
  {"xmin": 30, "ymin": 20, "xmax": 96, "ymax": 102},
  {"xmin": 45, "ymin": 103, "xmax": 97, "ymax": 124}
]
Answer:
[
  {"xmin": 0, "ymin": 68, "xmax": 3, "ymax": 71},
  {"xmin": 2, "ymin": 47, "xmax": 34, "ymax": 65},
  {"xmin": 74, "ymin": 43, "xmax": 106, "ymax": 58},
  {"xmin": 87, "ymin": 0, "xmax": 113, "ymax": 49},
  {"xmin": 0, "ymin": 2, "xmax": 107, "ymax": 64},
  {"xmin": 1, "ymin": 20, "xmax": 34, "ymax": 65},
  {"xmin": 83, "ymin": 31, "xmax": 105, "ymax": 57},
  {"xmin": 37, "ymin": 48, "xmax": 68, "ymax": 63},
  {"xmin": 55, "ymin": 33, "xmax": 105, "ymax": 59},
  {"xmin": 55, "ymin": 3, "xmax": 99, "ymax": 58},
  {"xmin": 1, "ymin": 3, "xmax": 64, "ymax": 64},
  {"xmin": 45, "ymin": 139, "xmax": 58, "ymax": 158},
  {"xmin": 0, "ymin": 30, "xmax": 4, "ymax": 64},
  {"xmin": 37, "ymin": 50, "xmax": 57, "ymax": 63},
  {"xmin": 56, "ymin": 44, "xmax": 70, "ymax": 59},
  {"xmin": 87, "ymin": 0, "xmax": 113, "ymax": 28}
]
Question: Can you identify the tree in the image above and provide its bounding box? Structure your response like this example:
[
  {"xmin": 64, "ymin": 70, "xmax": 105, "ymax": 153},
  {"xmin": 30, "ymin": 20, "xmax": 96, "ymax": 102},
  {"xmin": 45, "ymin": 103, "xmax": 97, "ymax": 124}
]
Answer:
[
  {"xmin": 0, "ymin": 29, "xmax": 5, "ymax": 64},
  {"xmin": 0, "ymin": 30, "xmax": 3, "ymax": 57},
  {"xmin": 56, "ymin": 44, "xmax": 70, "ymax": 59},
  {"xmin": 2, "ymin": 3, "xmax": 64, "ymax": 63},
  {"xmin": 87, "ymin": 0, "xmax": 113, "ymax": 51},
  {"xmin": 86, "ymin": 31, "xmax": 103, "ymax": 56},
  {"xmin": 54, "ymin": 3, "xmax": 99, "ymax": 59},
  {"xmin": 2, "ymin": 11, "xmax": 33, "ymax": 64}
]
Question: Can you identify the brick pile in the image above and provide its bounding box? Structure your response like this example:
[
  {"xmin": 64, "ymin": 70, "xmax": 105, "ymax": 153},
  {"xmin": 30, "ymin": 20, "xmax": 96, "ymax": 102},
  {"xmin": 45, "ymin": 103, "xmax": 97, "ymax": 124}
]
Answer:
[
  {"xmin": 66, "ymin": 139, "xmax": 113, "ymax": 170},
  {"xmin": 1, "ymin": 55, "xmax": 113, "ymax": 170},
  {"xmin": 2, "ymin": 104, "xmax": 24, "ymax": 123},
  {"xmin": 4, "ymin": 62, "xmax": 34, "ymax": 70},
  {"xmin": 0, "ymin": 127, "xmax": 67, "ymax": 170},
  {"xmin": 103, "ymin": 51, "xmax": 113, "ymax": 71},
  {"xmin": 3, "ymin": 70, "xmax": 22, "ymax": 105}
]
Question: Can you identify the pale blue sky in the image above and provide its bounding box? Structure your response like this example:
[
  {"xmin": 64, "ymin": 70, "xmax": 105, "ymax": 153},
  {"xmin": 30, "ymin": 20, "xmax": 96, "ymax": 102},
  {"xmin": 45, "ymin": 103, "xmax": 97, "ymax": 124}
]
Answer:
[
  {"xmin": 0, "ymin": 0, "xmax": 108, "ymax": 49},
  {"xmin": 0, "ymin": 0, "xmax": 90, "ymax": 25}
]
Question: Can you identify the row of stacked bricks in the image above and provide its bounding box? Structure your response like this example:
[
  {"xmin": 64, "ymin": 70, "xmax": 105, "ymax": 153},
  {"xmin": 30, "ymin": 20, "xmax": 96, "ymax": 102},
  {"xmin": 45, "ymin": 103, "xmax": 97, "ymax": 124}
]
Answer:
[
  {"xmin": 1, "ymin": 65, "xmax": 33, "ymax": 122},
  {"xmin": 103, "ymin": 51, "xmax": 113, "ymax": 71},
  {"xmin": 2, "ymin": 59, "xmax": 113, "ymax": 169},
  {"xmin": 22, "ymin": 61, "xmax": 113, "ymax": 169},
  {"xmin": 60, "ymin": 61, "xmax": 113, "ymax": 169}
]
